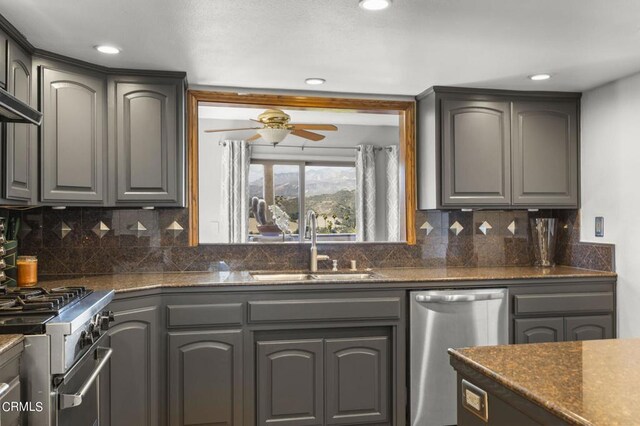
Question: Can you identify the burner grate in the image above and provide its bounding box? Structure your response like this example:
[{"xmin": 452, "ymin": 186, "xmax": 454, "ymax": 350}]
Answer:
[{"xmin": 0, "ymin": 286, "xmax": 92, "ymax": 316}]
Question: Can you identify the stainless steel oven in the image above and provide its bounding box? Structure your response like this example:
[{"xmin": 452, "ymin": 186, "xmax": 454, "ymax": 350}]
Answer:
[
  {"xmin": 54, "ymin": 335, "xmax": 112, "ymax": 426},
  {"xmin": 18, "ymin": 289, "xmax": 115, "ymax": 426}
]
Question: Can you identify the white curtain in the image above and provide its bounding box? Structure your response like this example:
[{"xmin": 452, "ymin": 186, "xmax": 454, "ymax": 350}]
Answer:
[
  {"xmin": 220, "ymin": 140, "xmax": 251, "ymax": 243},
  {"xmin": 356, "ymin": 144, "xmax": 376, "ymax": 242},
  {"xmin": 385, "ymin": 146, "xmax": 401, "ymax": 241}
]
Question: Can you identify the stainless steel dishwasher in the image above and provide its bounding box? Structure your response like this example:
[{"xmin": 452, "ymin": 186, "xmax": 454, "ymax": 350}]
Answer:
[{"xmin": 410, "ymin": 288, "xmax": 508, "ymax": 426}]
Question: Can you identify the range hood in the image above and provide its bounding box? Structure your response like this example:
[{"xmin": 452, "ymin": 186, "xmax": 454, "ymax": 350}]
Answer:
[{"xmin": 0, "ymin": 87, "xmax": 42, "ymax": 125}]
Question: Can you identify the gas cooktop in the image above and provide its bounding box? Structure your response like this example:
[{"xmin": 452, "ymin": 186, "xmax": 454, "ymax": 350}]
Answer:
[{"xmin": 0, "ymin": 286, "xmax": 93, "ymax": 334}]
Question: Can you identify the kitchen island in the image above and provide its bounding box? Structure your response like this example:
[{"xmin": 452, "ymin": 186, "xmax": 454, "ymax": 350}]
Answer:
[{"xmin": 449, "ymin": 338, "xmax": 637, "ymax": 425}]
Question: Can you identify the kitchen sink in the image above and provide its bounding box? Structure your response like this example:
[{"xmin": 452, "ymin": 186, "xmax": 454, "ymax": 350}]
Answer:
[
  {"xmin": 251, "ymin": 273, "xmax": 311, "ymax": 281},
  {"xmin": 311, "ymin": 273, "xmax": 375, "ymax": 280},
  {"xmin": 251, "ymin": 272, "xmax": 376, "ymax": 281}
]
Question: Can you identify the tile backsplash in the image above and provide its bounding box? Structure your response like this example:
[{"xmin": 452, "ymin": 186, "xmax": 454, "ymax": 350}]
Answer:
[{"xmin": 1, "ymin": 206, "xmax": 614, "ymax": 276}]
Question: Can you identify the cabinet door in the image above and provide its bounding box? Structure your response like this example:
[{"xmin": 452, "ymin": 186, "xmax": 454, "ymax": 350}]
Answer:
[
  {"xmin": 5, "ymin": 41, "xmax": 35, "ymax": 202},
  {"xmin": 0, "ymin": 375, "xmax": 21, "ymax": 426},
  {"xmin": 441, "ymin": 99, "xmax": 511, "ymax": 206},
  {"xmin": 168, "ymin": 330, "xmax": 243, "ymax": 426},
  {"xmin": 0, "ymin": 32, "xmax": 6, "ymax": 89},
  {"xmin": 100, "ymin": 305, "xmax": 160, "ymax": 426},
  {"xmin": 112, "ymin": 80, "xmax": 181, "ymax": 205},
  {"xmin": 325, "ymin": 336, "xmax": 390, "ymax": 425},
  {"xmin": 511, "ymin": 100, "xmax": 578, "ymax": 207},
  {"xmin": 40, "ymin": 66, "xmax": 106, "ymax": 204},
  {"xmin": 256, "ymin": 339, "xmax": 324, "ymax": 426},
  {"xmin": 514, "ymin": 318, "xmax": 564, "ymax": 344},
  {"xmin": 565, "ymin": 315, "xmax": 613, "ymax": 341}
]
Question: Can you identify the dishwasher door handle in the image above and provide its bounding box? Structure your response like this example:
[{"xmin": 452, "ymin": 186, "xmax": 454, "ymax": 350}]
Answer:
[{"xmin": 415, "ymin": 292, "xmax": 505, "ymax": 303}]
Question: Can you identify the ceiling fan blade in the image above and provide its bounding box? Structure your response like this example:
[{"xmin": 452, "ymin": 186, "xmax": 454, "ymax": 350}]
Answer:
[
  {"xmin": 291, "ymin": 129, "xmax": 326, "ymax": 141},
  {"xmin": 291, "ymin": 124, "xmax": 337, "ymax": 131},
  {"xmin": 204, "ymin": 127, "xmax": 261, "ymax": 133},
  {"xmin": 246, "ymin": 133, "xmax": 262, "ymax": 142},
  {"xmin": 250, "ymin": 118, "xmax": 262, "ymax": 123}
]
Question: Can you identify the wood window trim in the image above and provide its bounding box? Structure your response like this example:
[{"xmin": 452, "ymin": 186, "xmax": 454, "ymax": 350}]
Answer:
[{"xmin": 187, "ymin": 90, "xmax": 417, "ymax": 246}]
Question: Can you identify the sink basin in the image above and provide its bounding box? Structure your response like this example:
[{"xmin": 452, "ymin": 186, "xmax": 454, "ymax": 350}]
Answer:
[
  {"xmin": 251, "ymin": 272, "xmax": 376, "ymax": 282},
  {"xmin": 251, "ymin": 273, "xmax": 311, "ymax": 281},
  {"xmin": 311, "ymin": 273, "xmax": 375, "ymax": 280}
]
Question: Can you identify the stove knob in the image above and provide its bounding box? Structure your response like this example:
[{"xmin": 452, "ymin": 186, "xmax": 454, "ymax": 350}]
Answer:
[
  {"xmin": 0, "ymin": 246, "xmax": 5, "ymax": 256},
  {"xmin": 91, "ymin": 325, "xmax": 101, "ymax": 340},
  {"xmin": 80, "ymin": 330, "xmax": 94, "ymax": 348},
  {"xmin": 100, "ymin": 311, "xmax": 115, "ymax": 330}
]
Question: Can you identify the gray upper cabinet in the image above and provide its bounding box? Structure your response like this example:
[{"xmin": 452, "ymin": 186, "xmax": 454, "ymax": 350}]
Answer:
[
  {"xmin": 168, "ymin": 330, "xmax": 243, "ymax": 426},
  {"xmin": 511, "ymin": 100, "xmax": 579, "ymax": 207},
  {"xmin": 109, "ymin": 77, "xmax": 184, "ymax": 206},
  {"xmin": 441, "ymin": 99, "xmax": 511, "ymax": 206},
  {"xmin": 40, "ymin": 64, "xmax": 107, "ymax": 204},
  {"xmin": 5, "ymin": 40, "xmax": 35, "ymax": 203},
  {"xmin": 257, "ymin": 339, "xmax": 324, "ymax": 426},
  {"xmin": 0, "ymin": 31, "xmax": 6, "ymax": 89},
  {"xmin": 417, "ymin": 87, "xmax": 580, "ymax": 209},
  {"xmin": 325, "ymin": 336, "xmax": 390, "ymax": 425}
]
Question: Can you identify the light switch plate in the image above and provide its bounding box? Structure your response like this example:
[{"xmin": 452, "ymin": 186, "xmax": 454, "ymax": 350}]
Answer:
[{"xmin": 595, "ymin": 216, "xmax": 604, "ymax": 237}]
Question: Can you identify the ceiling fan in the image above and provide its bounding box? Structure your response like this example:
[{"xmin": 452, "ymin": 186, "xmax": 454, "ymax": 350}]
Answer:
[{"xmin": 204, "ymin": 109, "xmax": 337, "ymax": 145}]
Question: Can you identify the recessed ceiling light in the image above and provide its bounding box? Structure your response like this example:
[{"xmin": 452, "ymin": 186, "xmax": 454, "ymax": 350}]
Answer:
[
  {"xmin": 305, "ymin": 78, "xmax": 326, "ymax": 85},
  {"xmin": 529, "ymin": 73, "xmax": 551, "ymax": 81},
  {"xmin": 95, "ymin": 45, "xmax": 120, "ymax": 55},
  {"xmin": 359, "ymin": 0, "xmax": 391, "ymax": 10}
]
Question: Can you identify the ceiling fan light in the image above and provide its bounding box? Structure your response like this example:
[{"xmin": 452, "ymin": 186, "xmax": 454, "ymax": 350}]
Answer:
[{"xmin": 257, "ymin": 128, "xmax": 291, "ymax": 144}]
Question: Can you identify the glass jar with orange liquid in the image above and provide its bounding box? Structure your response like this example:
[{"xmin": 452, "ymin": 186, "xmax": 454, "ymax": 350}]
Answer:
[{"xmin": 17, "ymin": 256, "xmax": 37, "ymax": 287}]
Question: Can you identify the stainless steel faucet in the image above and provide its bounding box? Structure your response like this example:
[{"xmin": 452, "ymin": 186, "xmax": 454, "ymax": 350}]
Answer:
[{"xmin": 305, "ymin": 210, "xmax": 330, "ymax": 272}]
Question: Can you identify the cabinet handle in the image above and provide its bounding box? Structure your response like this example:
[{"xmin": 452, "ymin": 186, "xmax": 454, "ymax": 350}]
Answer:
[
  {"xmin": 0, "ymin": 382, "xmax": 10, "ymax": 399},
  {"xmin": 59, "ymin": 347, "xmax": 112, "ymax": 409}
]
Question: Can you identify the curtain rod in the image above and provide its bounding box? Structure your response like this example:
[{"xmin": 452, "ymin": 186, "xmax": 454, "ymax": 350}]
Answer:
[{"xmin": 218, "ymin": 141, "xmax": 394, "ymax": 151}]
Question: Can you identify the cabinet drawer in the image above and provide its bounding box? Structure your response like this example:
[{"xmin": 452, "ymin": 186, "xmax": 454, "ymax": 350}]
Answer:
[
  {"xmin": 167, "ymin": 303, "xmax": 243, "ymax": 328},
  {"xmin": 248, "ymin": 297, "xmax": 401, "ymax": 323},
  {"xmin": 514, "ymin": 292, "xmax": 614, "ymax": 315}
]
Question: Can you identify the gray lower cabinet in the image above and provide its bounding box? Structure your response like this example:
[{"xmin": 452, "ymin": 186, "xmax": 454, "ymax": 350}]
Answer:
[
  {"xmin": 39, "ymin": 64, "xmax": 107, "ymax": 204},
  {"xmin": 511, "ymin": 101, "xmax": 578, "ymax": 207},
  {"xmin": 514, "ymin": 317, "xmax": 564, "ymax": 344},
  {"xmin": 325, "ymin": 336, "xmax": 389, "ymax": 425},
  {"xmin": 257, "ymin": 336, "xmax": 391, "ymax": 426},
  {"xmin": 110, "ymin": 77, "xmax": 184, "ymax": 206},
  {"xmin": 565, "ymin": 315, "xmax": 613, "ymax": 341},
  {"xmin": 5, "ymin": 40, "xmax": 35, "ymax": 204},
  {"xmin": 257, "ymin": 339, "xmax": 324, "ymax": 426},
  {"xmin": 441, "ymin": 99, "xmax": 511, "ymax": 206},
  {"xmin": 100, "ymin": 304, "xmax": 161, "ymax": 426},
  {"xmin": 0, "ymin": 342, "xmax": 22, "ymax": 426},
  {"xmin": 168, "ymin": 330, "xmax": 243, "ymax": 426}
]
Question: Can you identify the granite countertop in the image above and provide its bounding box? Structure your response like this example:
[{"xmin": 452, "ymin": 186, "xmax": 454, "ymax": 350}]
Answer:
[
  {"xmin": 37, "ymin": 265, "xmax": 616, "ymax": 294},
  {"xmin": 449, "ymin": 339, "xmax": 640, "ymax": 425},
  {"xmin": 0, "ymin": 335, "xmax": 24, "ymax": 355}
]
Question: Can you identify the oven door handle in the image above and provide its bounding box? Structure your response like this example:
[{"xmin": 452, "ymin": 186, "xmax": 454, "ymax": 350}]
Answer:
[{"xmin": 59, "ymin": 347, "xmax": 112, "ymax": 410}]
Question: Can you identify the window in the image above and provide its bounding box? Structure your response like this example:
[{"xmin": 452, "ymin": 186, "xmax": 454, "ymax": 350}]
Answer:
[
  {"xmin": 248, "ymin": 161, "xmax": 356, "ymax": 241},
  {"xmin": 305, "ymin": 165, "xmax": 356, "ymax": 237}
]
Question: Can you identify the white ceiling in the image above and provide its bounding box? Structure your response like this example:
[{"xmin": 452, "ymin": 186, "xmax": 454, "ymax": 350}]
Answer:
[{"xmin": 3, "ymin": 0, "xmax": 640, "ymax": 95}]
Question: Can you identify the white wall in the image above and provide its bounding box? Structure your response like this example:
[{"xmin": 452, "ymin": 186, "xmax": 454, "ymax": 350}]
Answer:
[{"xmin": 581, "ymin": 71, "xmax": 640, "ymax": 337}]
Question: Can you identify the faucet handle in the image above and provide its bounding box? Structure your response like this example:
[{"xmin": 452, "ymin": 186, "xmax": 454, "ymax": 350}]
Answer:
[{"xmin": 332, "ymin": 260, "xmax": 338, "ymax": 272}]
